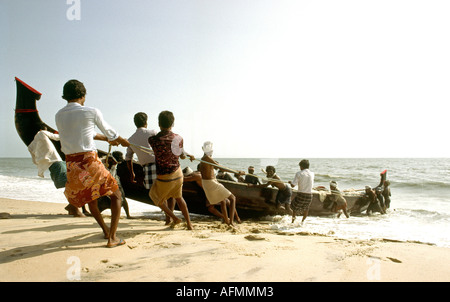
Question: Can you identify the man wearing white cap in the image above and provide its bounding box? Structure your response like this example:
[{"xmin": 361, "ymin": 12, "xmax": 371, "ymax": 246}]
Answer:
[{"xmin": 199, "ymin": 141, "xmax": 244, "ymax": 226}]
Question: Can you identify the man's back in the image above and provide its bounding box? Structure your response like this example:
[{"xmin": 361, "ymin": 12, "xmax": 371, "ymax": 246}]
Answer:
[
  {"xmin": 294, "ymin": 169, "xmax": 314, "ymax": 193},
  {"xmin": 126, "ymin": 128, "xmax": 157, "ymax": 165},
  {"xmin": 149, "ymin": 130, "xmax": 183, "ymax": 175},
  {"xmin": 56, "ymin": 102, "xmax": 117, "ymax": 154},
  {"xmin": 199, "ymin": 155, "xmax": 216, "ymax": 180}
]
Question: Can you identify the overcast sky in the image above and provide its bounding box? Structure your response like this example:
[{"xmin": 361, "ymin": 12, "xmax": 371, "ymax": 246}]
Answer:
[{"xmin": 1, "ymin": 0, "xmax": 450, "ymax": 158}]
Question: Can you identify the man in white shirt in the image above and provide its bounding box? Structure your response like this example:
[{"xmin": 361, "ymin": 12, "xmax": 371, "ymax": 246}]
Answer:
[
  {"xmin": 289, "ymin": 159, "xmax": 315, "ymax": 224},
  {"xmin": 55, "ymin": 79, "xmax": 130, "ymax": 248},
  {"xmin": 125, "ymin": 112, "xmax": 157, "ymax": 189}
]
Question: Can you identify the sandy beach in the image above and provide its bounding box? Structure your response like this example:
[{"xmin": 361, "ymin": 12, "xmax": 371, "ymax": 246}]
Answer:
[{"xmin": 1, "ymin": 197, "xmax": 449, "ymax": 283}]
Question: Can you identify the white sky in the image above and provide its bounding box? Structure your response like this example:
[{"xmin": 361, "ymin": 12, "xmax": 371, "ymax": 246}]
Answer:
[{"xmin": 1, "ymin": 0, "xmax": 450, "ymax": 158}]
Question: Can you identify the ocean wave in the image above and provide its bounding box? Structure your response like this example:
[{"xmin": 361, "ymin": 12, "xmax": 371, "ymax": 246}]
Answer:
[
  {"xmin": 390, "ymin": 179, "xmax": 450, "ymax": 191},
  {"xmin": 0, "ymin": 174, "xmax": 67, "ymax": 203},
  {"xmin": 393, "ymin": 208, "xmax": 450, "ymax": 222}
]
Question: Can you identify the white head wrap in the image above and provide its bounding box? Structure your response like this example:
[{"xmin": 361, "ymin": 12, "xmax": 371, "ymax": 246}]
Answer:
[{"xmin": 202, "ymin": 141, "xmax": 213, "ymax": 156}]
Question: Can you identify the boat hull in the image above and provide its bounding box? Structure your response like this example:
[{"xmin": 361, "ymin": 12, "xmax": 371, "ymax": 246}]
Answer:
[{"xmin": 116, "ymin": 161, "xmax": 364, "ymax": 217}]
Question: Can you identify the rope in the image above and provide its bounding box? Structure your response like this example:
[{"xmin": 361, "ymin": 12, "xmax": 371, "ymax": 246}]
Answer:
[
  {"xmin": 119, "ymin": 143, "xmax": 369, "ymax": 192},
  {"xmin": 129, "ymin": 142, "xmax": 154, "ymax": 155},
  {"xmin": 126, "ymin": 142, "xmax": 288, "ymax": 184},
  {"xmin": 194, "ymin": 157, "xmax": 288, "ymax": 185}
]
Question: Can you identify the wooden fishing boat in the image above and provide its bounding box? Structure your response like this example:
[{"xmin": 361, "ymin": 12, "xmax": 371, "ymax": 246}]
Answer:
[
  {"xmin": 117, "ymin": 169, "xmax": 367, "ymax": 217},
  {"xmin": 14, "ymin": 77, "xmax": 367, "ymax": 218}
]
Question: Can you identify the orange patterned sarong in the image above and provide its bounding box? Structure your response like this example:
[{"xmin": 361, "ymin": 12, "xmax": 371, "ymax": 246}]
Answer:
[{"xmin": 64, "ymin": 151, "xmax": 118, "ymax": 207}]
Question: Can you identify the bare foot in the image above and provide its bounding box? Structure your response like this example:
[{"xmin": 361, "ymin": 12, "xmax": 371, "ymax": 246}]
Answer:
[
  {"xmin": 65, "ymin": 204, "xmax": 86, "ymax": 217},
  {"xmin": 170, "ymin": 217, "xmax": 182, "ymax": 228}
]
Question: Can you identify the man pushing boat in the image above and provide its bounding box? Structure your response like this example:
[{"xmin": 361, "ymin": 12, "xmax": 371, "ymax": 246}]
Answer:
[
  {"xmin": 199, "ymin": 141, "xmax": 243, "ymax": 226},
  {"xmin": 148, "ymin": 111, "xmax": 195, "ymax": 230},
  {"xmin": 55, "ymin": 79, "xmax": 130, "ymax": 248}
]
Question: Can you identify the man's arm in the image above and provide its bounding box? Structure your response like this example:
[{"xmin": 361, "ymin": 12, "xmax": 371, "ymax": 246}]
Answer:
[
  {"xmin": 289, "ymin": 172, "xmax": 299, "ymax": 188},
  {"xmin": 110, "ymin": 136, "xmax": 130, "ymax": 147},
  {"xmin": 181, "ymin": 151, "xmax": 195, "ymax": 162},
  {"xmin": 126, "ymin": 160, "xmax": 136, "ymax": 183},
  {"xmin": 94, "ymin": 133, "xmax": 130, "ymax": 147},
  {"xmin": 124, "ymin": 146, "xmax": 136, "ymax": 183}
]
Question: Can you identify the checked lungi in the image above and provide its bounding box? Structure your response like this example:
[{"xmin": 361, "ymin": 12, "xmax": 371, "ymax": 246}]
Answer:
[
  {"xmin": 143, "ymin": 163, "xmax": 157, "ymax": 189},
  {"xmin": 291, "ymin": 192, "xmax": 313, "ymax": 213},
  {"xmin": 64, "ymin": 151, "xmax": 118, "ymax": 208}
]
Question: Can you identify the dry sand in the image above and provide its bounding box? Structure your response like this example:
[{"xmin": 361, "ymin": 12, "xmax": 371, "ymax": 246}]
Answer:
[{"xmin": 1, "ymin": 197, "xmax": 449, "ymax": 283}]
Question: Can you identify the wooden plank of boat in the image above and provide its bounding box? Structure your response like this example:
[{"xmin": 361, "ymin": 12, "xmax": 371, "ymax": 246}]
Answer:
[{"xmin": 13, "ymin": 77, "xmax": 367, "ymax": 218}]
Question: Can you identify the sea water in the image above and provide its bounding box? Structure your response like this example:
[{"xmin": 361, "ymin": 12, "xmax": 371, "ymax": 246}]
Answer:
[{"xmin": 1, "ymin": 157, "xmax": 449, "ymax": 247}]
